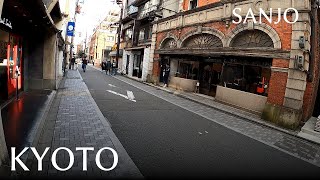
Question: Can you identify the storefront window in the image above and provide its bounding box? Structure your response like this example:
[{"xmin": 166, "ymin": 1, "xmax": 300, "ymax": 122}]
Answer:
[
  {"xmin": 147, "ymin": 25, "xmax": 152, "ymax": 40},
  {"xmin": 222, "ymin": 63, "xmax": 271, "ymax": 96},
  {"xmin": 125, "ymin": 28, "xmax": 133, "ymax": 40},
  {"xmin": 175, "ymin": 61, "xmax": 199, "ymax": 80},
  {"xmin": 0, "ymin": 29, "xmax": 9, "ymax": 64},
  {"xmin": 139, "ymin": 28, "xmax": 145, "ymax": 41}
]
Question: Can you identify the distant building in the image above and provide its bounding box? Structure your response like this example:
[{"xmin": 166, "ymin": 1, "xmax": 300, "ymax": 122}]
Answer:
[
  {"xmin": 119, "ymin": 0, "xmax": 181, "ymax": 81},
  {"xmin": 89, "ymin": 9, "xmax": 120, "ymax": 66}
]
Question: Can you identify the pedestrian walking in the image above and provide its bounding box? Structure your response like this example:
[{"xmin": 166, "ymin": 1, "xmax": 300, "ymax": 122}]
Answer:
[
  {"xmin": 112, "ymin": 61, "xmax": 117, "ymax": 76},
  {"xmin": 106, "ymin": 60, "xmax": 112, "ymax": 75},
  {"xmin": 92, "ymin": 59, "xmax": 95, "ymax": 66},
  {"xmin": 163, "ymin": 63, "xmax": 170, "ymax": 87},
  {"xmin": 70, "ymin": 57, "xmax": 75, "ymax": 70},
  {"xmin": 82, "ymin": 57, "xmax": 88, "ymax": 72},
  {"xmin": 101, "ymin": 60, "xmax": 106, "ymax": 71},
  {"xmin": 75, "ymin": 59, "xmax": 78, "ymax": 70}
]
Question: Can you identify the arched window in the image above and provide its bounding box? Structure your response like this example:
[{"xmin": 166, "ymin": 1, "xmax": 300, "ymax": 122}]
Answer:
[
  {"xmin": 161, "ymin": 38, "xmax": 177, "ymax": 49},
  {"xmin": 231, "ymin": 30, "xmax": 274, "ymax": 48},
  {"xmin": 182, "ymin": 34, "xmax": 223, "ymax": 48}
]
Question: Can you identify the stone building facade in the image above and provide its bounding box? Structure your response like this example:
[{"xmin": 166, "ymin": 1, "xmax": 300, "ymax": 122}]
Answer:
[
  {"xmin": 0, "ymin": 0, "xmax": 71, "ymax": 166},
  {"xmin": 151, "ymin": 0, "xmax": 320, "ymax": 129}
]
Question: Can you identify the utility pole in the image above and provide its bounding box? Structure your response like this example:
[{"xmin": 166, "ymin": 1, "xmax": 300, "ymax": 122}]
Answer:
[
  {"xmin": 115, "ymin": 0, "xmax": 123, "ymax": 68},
  {"xmin": 84, "ymin": 30, "xmax": 87, "ymax": 58}
]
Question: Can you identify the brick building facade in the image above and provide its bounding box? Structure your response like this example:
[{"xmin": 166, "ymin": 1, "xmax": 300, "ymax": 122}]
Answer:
[{"xmin": 151, "ymin": 0, "xmax": 320, "ymax": 129}]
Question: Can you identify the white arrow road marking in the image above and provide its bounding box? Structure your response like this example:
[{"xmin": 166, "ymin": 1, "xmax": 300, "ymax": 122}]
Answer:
[
  {"xmin": 108, "ymin": 84, "xmax": 117, "ymax": 88},
  {"xmin": 127, "ymin": 91, "xmax": 135, "ymax": 101},
  {"xmin": 106, "ymin": 90, "xmax": 136, "ymax": 102}
]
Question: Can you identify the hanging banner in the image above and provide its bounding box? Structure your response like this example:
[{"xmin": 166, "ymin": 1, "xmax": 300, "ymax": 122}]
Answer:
[{"xmin": 66, "ymin": 22, "xmax": 75, "ymax": 36}]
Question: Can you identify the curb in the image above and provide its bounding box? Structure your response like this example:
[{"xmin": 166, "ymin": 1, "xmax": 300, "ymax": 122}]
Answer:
[
  {"xmin": 116, "ymin": 74, "xmax": 320, "ymax": 146},
  {"xmin": 10, "ymin": 89, "xmax": 57, "ymax": 177}
]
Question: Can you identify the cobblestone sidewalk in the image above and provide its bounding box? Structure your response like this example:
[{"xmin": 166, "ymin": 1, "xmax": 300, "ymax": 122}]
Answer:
[
  {"xmin": 20, "ymin": 70, "xmax": 142, "ymax": 178},
  {"xmin": 112, "ymin": 74, "xmax": 320, "ymax": 168}
]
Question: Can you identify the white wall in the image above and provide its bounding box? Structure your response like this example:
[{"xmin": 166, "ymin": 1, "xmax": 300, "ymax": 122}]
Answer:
[
  {"xmin": 123, "ymin": 51, "xmax": 133, "ymax": 77},
  {"xmin": 58, "ymin": 51, "xmax": 64, "ymax": 77},
  {"xmin": 142, "ymin": 47, "xmax": 150, "ymax": 81},
  {"xmin": 121, "ymin": 50, "xmax": 128, "ymax": 74},
  {"xmin": 162, "ymin": 0, "xmax": 179, "ymax": 18}
]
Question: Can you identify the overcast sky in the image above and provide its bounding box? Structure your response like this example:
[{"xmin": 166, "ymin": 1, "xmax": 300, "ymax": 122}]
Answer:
[{"xmin": 75, "ymin": 0, "xmax": 120, "ymax": 44}]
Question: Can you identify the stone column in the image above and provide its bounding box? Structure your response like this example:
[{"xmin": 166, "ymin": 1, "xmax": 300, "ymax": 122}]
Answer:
[
  {"xmin": 128, "ymin": 51, "xmax": 134, "ymax": 77},
  {"xmin": 122, "ymin": 50, "xmax": 127, "ymax": 74},
  {"xmin": 280, "ymin": 11, "xmax": 311, "ymax": 128},
  {"xmin": 43, "ymin": 32, "xmax": 58, "ymax": 89},
  {"xmin": 262, "ymin": 10, "xmax": 312, "ymax": 129},
  {"xmin": 147, "ymin": 23, "xmax": 158, "ymax": 83}
]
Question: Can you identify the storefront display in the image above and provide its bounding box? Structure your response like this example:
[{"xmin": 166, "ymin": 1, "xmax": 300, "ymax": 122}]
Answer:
[
  {"xmin": 166, "ymin": 56, "xmax": 272, "ymax": 98},
  {"xmin": 0, "ymin": 28, "xmax": 23, "ymax": 104}
]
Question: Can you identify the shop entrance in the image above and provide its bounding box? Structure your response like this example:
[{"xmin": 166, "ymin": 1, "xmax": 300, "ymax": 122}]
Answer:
[
  {"xmin": 199, "ymin": 61, "xmax": 222, "ymax": 97},
  {"xmin": 132, "ymin": 50, "xmax": 143, "ymax": 78},
  {"xmin": 160, "ymin": 57, "xmax": 170, "ymax": 83},
  {"xmin": 126, "ymin": 55, "xmax": 129, "ymax": 75}
]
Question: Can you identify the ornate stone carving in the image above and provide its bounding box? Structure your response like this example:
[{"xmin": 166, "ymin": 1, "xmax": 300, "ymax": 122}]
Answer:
[
  {"xmin": 231, "ymin": 30, "xmax": 274, "ymax": 48},
  {"xmin": 182, "ymin": 34, "xmax": 223, "ymax": 48},
  {"xmin": 252, "ymin": 0, "xmax": 269, "ymax": 13},
  {"xmin": 162, "ymin": 38, "xmax": 177, "ymax": 49}
]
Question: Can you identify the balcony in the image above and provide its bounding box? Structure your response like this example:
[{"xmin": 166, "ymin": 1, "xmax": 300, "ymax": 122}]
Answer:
[
  {"xmin": 131, "ymin": 0, "xmax": 149, "ymax": 7},
  {"xmin": 122, "ymin": 5, "xmax": 138, "ymax": 23},
  {"xmin": 124, "ymin": 5, "xmax": 138, "ymax": 17},
  {"xmin": 122, "ymin": 40, "xmax": 133, "ymax": 49}
]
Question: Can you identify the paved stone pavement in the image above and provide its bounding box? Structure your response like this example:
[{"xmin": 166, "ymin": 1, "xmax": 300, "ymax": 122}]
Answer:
[
  {"xmin": 18, "ymin": 70, "xmax": 142, "ymax": 178},
  {"xmin": 111, "ymin": 74, "xmax": 320, "ymax": 168}
]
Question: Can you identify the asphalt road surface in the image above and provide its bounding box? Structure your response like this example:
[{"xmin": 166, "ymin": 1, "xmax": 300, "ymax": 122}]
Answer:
[{"xmin": 80, "ymin": 66, "xmax": 320, "ymax": 178}]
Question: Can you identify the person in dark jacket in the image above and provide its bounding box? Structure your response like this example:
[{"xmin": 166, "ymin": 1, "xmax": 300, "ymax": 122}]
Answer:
[
  {"xmin": 101, "ymin": 61, "xmax": 106, "ymax": 71},
  {"xmin": 106, "ymin": 60, "xmax": 112, "ymax": 75},
  {"xmin": 70, "ymin": 57, "xmax": 75, "ymax": 70},
  {"xmin": 82, "ymin": 58, "xmax": 88, "ymax": 72},
  {"xmin": 163, "ymin": 63, "xmax": 170, "ymax": 87},
  {"xmin": 111, "ymin": 61, "xmax": 117, "ymax": 76}
]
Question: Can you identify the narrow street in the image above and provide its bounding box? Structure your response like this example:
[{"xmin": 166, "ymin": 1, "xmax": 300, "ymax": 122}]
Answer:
[{"xmin": 80, "ymin": 66, "xmax": 320, "ymax": 178}]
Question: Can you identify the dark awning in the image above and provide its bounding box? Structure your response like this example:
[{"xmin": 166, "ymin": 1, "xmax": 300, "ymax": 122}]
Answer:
[
  {"xmin": 155, "ymin": 47, "xmax": 290, "ymax": 60},
  {"xmin": 2, "ymin": 0, "xmax": 60, "ymax": 35},
  {"xmin": 109, "ymin": 50, "xmax": 123, "ymax": 57}
]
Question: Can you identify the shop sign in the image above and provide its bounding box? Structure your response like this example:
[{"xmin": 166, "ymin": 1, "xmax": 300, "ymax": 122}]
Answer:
[
  {"xmin": 226, "ymin": 58, "xmax": 272, "ymax": 67},
  {"xmin": 203, "ymin": 58, "xmax": 223, "ymax": 63},
  {"xmin": 232, "ymin": 8, "xmax": 299, "ymax": 25},
  {"xmin": 0, "ymin": 17, "xmax": 12, "ymax": 29}
]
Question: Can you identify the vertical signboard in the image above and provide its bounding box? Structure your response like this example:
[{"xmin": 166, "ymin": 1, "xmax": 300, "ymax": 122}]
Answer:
[{"xmin": 67, "ymin": 22, "xmax": 75, "ymax": 37}]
